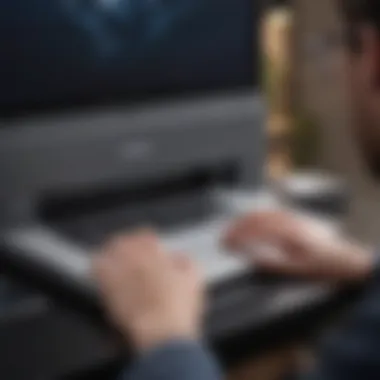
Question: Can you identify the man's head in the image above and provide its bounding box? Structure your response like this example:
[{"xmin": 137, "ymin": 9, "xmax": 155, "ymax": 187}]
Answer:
[{"xmin": 340, "ymin": 0, "xmax": 380, "ymax": 177}]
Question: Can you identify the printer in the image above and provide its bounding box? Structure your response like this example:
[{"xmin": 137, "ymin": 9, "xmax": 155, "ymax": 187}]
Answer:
[
  {"xmin": 0, "ymin": 92, "xmax": 276, "ymax": 380},
  {"xmin": 0, "ymin": 95, "xmax": 337, "ymax": 380},
  {"xmin": 0, "ymin": 91, "xmax": 266, "ymax": 290},
  {"xmin": 0, "ymin": 1, "xmax": 340, "ymax": 379}
]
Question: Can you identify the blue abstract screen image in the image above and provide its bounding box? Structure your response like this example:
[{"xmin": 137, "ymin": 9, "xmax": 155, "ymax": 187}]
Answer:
[{"xmin": 0, "ymin": 0, "xmax": 258, "ymax": 116}]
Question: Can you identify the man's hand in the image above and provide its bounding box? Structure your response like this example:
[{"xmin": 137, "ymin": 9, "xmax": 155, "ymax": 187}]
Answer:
[
  {"xmin": 224, "ymin": 211, "xmax": 375, "ymax": 283},
  {"xmin": 93, "ymin": 231, "xmax": 204, "ymax": 352}
]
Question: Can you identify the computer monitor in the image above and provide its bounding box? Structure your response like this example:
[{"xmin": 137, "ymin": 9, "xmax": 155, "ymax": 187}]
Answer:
[{"xmin": 1, "ymin": 0, "xmax": 260, "ymax": 119}]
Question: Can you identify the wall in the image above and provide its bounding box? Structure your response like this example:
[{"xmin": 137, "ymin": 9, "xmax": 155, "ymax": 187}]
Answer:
[{"xmin": 293, "ymin": 0, "xmax": 380, "ymax": 244}]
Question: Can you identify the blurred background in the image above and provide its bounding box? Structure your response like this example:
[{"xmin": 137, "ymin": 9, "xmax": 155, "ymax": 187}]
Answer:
[
  {"xmin": 0, "ymin": 0, "xmax": 378, "ymax": 379},
  {"xmin": 264, "ymin": 0, "xmax": 380, "ymax": 245}
]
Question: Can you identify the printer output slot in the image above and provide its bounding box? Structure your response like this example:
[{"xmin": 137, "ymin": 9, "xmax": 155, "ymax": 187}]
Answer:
[{"xmin": 38, "ymin": 163, "xmax": 240, "ymax": 248}]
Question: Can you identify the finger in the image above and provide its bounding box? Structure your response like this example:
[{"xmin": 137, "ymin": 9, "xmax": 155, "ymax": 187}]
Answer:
[
  {"xmin": 125, "ymin": 230, "xmax": 162, "ymax": 262},
  {"xmin": 94, "ymin": 237, "xmax": 149, "ymax": 289},
  {"xmin": 103, "ymin": 230, "xmax": 161, "ymax": 273},
  {"xmin": 171, "ymin": 254, "xmax": 203, "ymax": 285},
  {"xmin": 172, "ymin": 254, "xmax": 193, "ymax": 271},
  {"xmin": 114, "ymin": 229, "xmax": 158, "ymax": 253},
  {"xmin": 224, "ymin": 211, "xmax": 285, "ymax": 249},
  {"xmin": 223, "ymin": 213, "xmax": 256, "ymax": 244},
  {"xmin": 171, "ymin": 254, "xmax": 205, "ymax": 316},
  {"xmin": 92, "ymin": 255, "xmax": 139, "ymax": 326},
  {"xmin": 121, "ymin": 234, "xmax": 172, "ymax": 295},
  {"xmin": 223, "ymin": 211, "xmax": 279, "ymax": 245},
  {"xmin": 225, "ymin": 211, "xmax": 303, "ymax": 253},
  {"xmin": 93, "ymin": 251, "xmax": 150, "ymax": 309},
  {"xmin": 92, "ymin": 254, "xmax": 126, "ymax": 296}
]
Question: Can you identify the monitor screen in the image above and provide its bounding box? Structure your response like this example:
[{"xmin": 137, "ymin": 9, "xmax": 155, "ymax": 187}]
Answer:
[{"xmin": 0, "ymin": 0, "xmax": 259, "ymax": 118}]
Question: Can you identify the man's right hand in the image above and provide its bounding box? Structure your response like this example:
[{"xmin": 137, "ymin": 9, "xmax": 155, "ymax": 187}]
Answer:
[{"xmin": 224, "ymin": 211, "xmax": 375, "ymax": 283}]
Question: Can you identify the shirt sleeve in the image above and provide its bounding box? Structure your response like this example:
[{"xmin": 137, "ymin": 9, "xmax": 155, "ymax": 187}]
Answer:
[
  {"xmin": 300, "ymin": 255, "xmax": 380, "ymax": 380},
  {"xmin": 121, "ymin": 340, "xmax": 223, "ymax": 380}
]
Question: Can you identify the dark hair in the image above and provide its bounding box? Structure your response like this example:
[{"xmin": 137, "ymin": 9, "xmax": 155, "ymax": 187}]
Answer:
[{"xmin": 340, "ymin": 0, "xmax": 380, "ymax": 51}]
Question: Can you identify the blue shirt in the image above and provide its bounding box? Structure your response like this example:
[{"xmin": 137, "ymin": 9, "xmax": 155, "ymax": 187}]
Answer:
[{"xmin": 124, "ymin": 340, "xmax": 221, "ymax": 380}]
